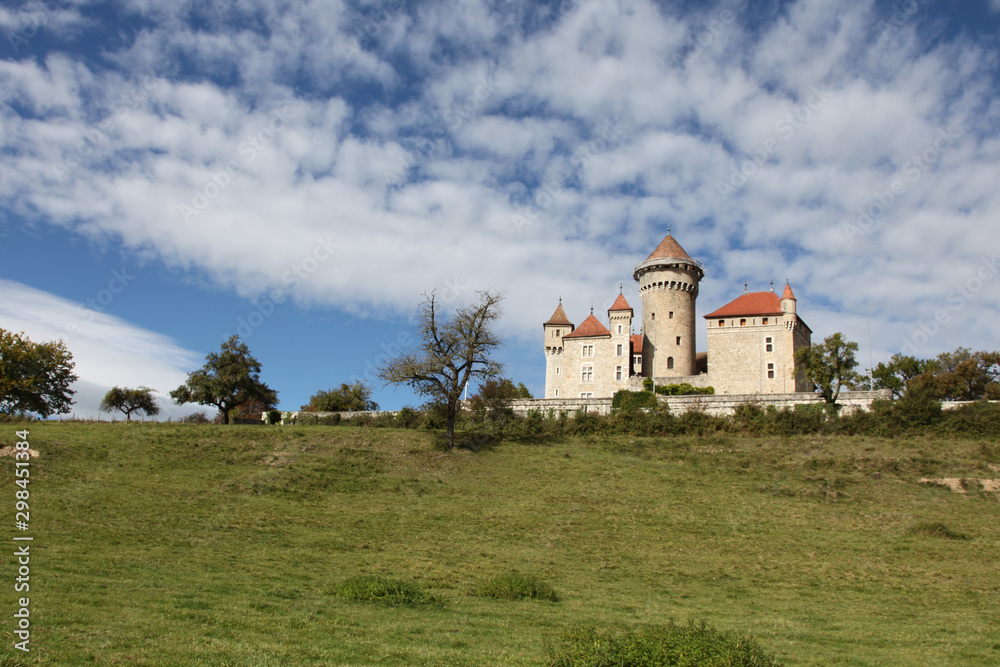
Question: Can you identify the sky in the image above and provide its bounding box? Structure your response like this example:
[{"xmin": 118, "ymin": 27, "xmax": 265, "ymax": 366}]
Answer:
[{"xmin": 1, "ymin": 0, "xmax": 999, "ymax": 418}]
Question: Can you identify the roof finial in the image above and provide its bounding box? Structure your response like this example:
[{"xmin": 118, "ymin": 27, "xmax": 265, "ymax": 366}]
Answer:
[
  {"xmin": 667, "ymin": 223, "xmax": 671, "ymax": 235},
  {"xmin": 744, "ymin": 280, "xmax": 748, "ymax": 294},
  {"xmin": 770, "ymin": 280, "xmax": 774, "ymax": 292},
  {"xmin": 619, "ymin": 282, "xmax": 623, "ymax": 294}
]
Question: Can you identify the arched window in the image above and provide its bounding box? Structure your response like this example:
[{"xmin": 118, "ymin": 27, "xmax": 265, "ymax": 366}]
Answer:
[{"xmin": 667, "ymin": 357, "xmax": 674, "ymax": 370}]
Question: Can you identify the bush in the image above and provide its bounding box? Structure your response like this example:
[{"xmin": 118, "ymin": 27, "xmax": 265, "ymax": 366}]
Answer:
[
  {"xmin": 266, "ymin": 409, "xmax": 282, "ymax": 425},
  {"xmin": 181, "ymin": 411, "xmax": 212, "ymax": 424},
  {"xmin": 612, "ymin": 389, "xmax": 657, "ymax": 413},
  {"xmin": 396, "ymin": 406, "xmax": 422, "ymax": 429},
  {"xmin": 334, "ymin": 575, "xmax": 440, "ymax": 605},
  {"xmin": 906, "ymin": 521, "xmax": 969, "ymax": 540},
  {"xmin": 937, "ymin": 400, "xmax": 1000, "ymax": 438},
  {"xmin": 655, "ymin": 383, "xmax": 714, "ymax": 396},
  {"xmin": 546, "ymin": 621, "xmax": 780, "ymax": 667},
  {"xmin": 477, "ymin": 572, "xmax": 559, "ymax": 601}
]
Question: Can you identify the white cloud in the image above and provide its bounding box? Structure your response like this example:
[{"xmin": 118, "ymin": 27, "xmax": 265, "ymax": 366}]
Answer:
[
  {"xmin": 0, "ymin": 280, "xmax": 204, "ymax": 420},
  {"xmin": 0, "ymin": 0, "xmax": 998, "ymax": 368}
]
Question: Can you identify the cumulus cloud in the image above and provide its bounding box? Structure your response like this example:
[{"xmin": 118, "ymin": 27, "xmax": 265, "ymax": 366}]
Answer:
[{"xmin": 0, "ymin": 0, "xmax": 997, "ymax": 370}]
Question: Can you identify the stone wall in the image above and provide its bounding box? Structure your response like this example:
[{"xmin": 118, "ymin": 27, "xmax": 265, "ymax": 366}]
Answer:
[{"xmin": 508, "ymin": 390, "xmax": 891, "ymax": 418}]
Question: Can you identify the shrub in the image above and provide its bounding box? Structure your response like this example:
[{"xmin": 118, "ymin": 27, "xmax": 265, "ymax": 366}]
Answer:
[
  {"xmin": 937, "ymin": 400, "xmax": 1000, "ymax": 438},
  {"xmin": 396, "ymin": 406, "xmax": 422, "ymax": 429},
  {"xmin": 181, "ymin": 411, "xmax": 212, "ymax": 424},
  {"xmin": 612, "ymin": 389, "xmax": 657, "ymax": 413},
  {"xmin": 477, "ymin": 572, "xmax": 559, "ymax": 601},
  {"xmin": 546, "ymin": 621, "xmax": 780, "ymax": 667},
  {"xmin": 266, "ymin": 409, "xmax": 282, "ymax": 425},
  {"xmin": 731, "ymin": 401, "xmax": 766, "ymax": 434},
  {"xmin": 906, "ymin": 521, "xmax": 969, "ymax": 540},
  {"xmin": 334, "ymin": 575, "xmax": 440, "ymax": 605}
]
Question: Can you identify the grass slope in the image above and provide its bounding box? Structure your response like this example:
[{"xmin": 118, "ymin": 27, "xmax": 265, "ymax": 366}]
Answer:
[{"xmin": 1, "ymin": 423, "xmax": 999, "ymax": 665}]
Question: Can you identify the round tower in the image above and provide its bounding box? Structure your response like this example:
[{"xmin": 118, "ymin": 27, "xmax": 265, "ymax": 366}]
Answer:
[
  {"xmin": 780, "ymin": 280, "xmax": 797, "ymax": 316},
  {"xmin": 633, "ymin": 231, "xmax": 703, "ymax": 378}
]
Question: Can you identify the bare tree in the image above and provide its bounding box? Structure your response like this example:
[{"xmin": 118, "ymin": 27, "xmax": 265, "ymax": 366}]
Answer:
[{"xmin": 377, "ymin": 290, "xmax": 504, "ymax": 449}]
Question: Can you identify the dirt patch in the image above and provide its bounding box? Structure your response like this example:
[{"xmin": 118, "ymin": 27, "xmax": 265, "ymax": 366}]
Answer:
[
  {"xmin": 0, "ymin": 446, "xmax": 39, "ymax": 458},
  {"xmin": 258, "ymin": 452, "xmax": 295, "ymax": 467},
  {"xmin": 918, "ymin": 477, "xmax": 1000, "ymax": 494}
]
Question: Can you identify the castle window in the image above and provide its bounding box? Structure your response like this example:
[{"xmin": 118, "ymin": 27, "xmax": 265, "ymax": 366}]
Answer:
[
  {"xmin": 767, "ymin": 363, "xmax": 775, "ymax": 379},
  {"xmin": 766, "ymin": 337, "xmax": 773, "ymax": 353},
  {"xmin": 676, "ymin": 336, "xmax": 681, "ymax": 345},
  {"xmin": 669, "ymin": 311, "xmax": 674, "ymax": 319},
  {"xmin": 555, "ymin": 367, "xmax": 561, "ymax": 375},
  {"xmin": 616, "ymin": 366, "xmax": 623, "ymax": 381},
  {"xmin": 580, "ymin": 392, "xmax": 593, "ymax": 398},
  {"xmin": 555, "ymin": 329, "xmax": 560, "ymax": 337},
  {"xmin": 718, "ymin": 319, "xmax": 725, "ymax": 327},
  {"xmin": 633, "ymin": 355, "xmax": 641, "ymax": 366},
  {"xmin": 651, "ymin": 313, "xmax": 655, "ymax": 320},
  {"xmin": 582, "ymin": 344, "xmax": 594, "ymax": 358},
  {"xmin": 616, "ymin": 343, "xmax": 623, "ymax": 356},
  {"xmin": 762, "ymin": 318, "xmax": 769, "ymax": 325},
  {"xmin": 667, "ymin": 357, "xmax": 674, "ymax": 370},
  {"xmin": 581, "ymin": 366, "xmax": 593, "ymax": 383},
  {"xmin": 740, "ymin": 318, "xmax": 746, "ymax": 326},
  {"xmin": 617, "ymin": 324, "xmax": 623, "ymax": 334}
]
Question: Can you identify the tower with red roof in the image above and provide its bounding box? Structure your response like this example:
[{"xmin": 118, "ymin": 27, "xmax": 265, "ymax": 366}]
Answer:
[{"xmin": 632, "ymin": 231, "xmax": 704, "ymax": 378}]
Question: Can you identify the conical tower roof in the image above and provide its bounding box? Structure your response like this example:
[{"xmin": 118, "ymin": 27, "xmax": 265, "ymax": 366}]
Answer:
[
  {"xmin": 609, "ymin": 293, "xmax": 633, "ymax": 312},
  {"xmin": 781, "ymin": 281, "xmax": 796, "ymax": 300},
  {"xmin": 544, "ymin": 302, "xmax": 573, "ymax": 326},
  {"xmin": 644, "ymin": 233, "xmax": 694, "ymax": 263}
]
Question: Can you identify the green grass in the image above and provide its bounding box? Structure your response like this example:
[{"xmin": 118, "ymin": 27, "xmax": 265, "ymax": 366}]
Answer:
[
  {"xmin": 1, "ymin": 423, "xmax": 999, "ymax": 665},
  {"xmin": 477, "ymin": 572, "xmax": 559, "ymax": 601},
  {"xmin": 335, "ymin": 575, "xmax": 442, "ymax": 605}
]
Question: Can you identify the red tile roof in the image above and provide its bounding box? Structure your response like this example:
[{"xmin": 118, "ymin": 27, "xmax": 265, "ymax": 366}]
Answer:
[
  {"xmin": 544, "ymin": 303, "xmax": 573, "ymax": 326},
  {"xmin": 644, "ymin": 233, "xmax": 694, "ymax": 263},
  {"xmin": 631, "ymin": 334, "xmax": 643, "ymax": 353},
  {"xmin": 609, "ymin": 293, "xmax": 633, "ymax": 311},
  {"xmin": 704, "ymin": 291, "xmax": 784, "ymax": 318},
  {"xmin": 782, "ymin": 282, "xmax": 796, "ymax": 300},
  {"xmin": 563, "ymin": 313, "xmax": 611, "ymax": 339}
]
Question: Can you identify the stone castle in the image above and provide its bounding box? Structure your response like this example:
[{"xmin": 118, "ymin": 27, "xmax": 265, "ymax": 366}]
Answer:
[{"xmin": 543, "ymin": 231, "xmax": 813, "ymax": 399}]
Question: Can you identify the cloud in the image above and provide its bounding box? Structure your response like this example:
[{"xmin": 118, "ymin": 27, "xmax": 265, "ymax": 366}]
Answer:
[
  {"xmin": 0, "ymin": 280, "xmax": 204, "ymax": 419},
  {"xmin": 0, "ymin": 0, "xmax": 997, "ymax": 368}
]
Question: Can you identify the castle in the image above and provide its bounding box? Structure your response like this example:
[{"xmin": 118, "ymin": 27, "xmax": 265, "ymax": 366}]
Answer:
[{"xmin": 543, "ymin": 231, "xmax": 813, "ymax": 399}]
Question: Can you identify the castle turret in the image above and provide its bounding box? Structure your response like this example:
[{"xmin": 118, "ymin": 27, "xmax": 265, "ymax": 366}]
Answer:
[
  {"xmin": 543, "ymin": 300, "xmax": 574, "ymax": 398},
  {"xmin": 633, "ymin": 231, "xmax": 703, "ymax": 378},
  {"xmin": 608, "ymin": 291, "xmax": 633, "ymax": 382},
  {"xmin": 780, "ymin": 281, "xmax": 797, "ymax": 316}
]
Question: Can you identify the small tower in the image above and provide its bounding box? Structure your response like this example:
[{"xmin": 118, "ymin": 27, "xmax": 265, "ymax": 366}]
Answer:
[
  {"xmin": 608, "ymin": 290, "xmax": 633, "ymax": 384},
  {"xmin": 780, "ymin": 280, "xmax": 797, "ymax": 316},
  {"xmin": 543, "ymin": 300, "xmax": 574, "ymax": 398},
  {"xmin": 633, "ymin": 230, "xmax": 704, "ymax": 378}
]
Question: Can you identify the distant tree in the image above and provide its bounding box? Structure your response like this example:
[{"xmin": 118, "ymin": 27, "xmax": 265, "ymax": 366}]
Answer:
[
  {"xmin": 233, "ymin": 399, "xmax": 269, "ymax": 423},
  {"xmin": 99, "ymin": 386, "xmax": 160, "ymax": 422},
  {"xmin": 872, "ymin": 354, "xmax": 939, "ymax": 399},
  {"xmin": 170, "ymin": 335, "xmax": 277, "ymax": 425},
  {"xmin": 794, "ymin": 333, "xmax": 862, "ymax": 405},
  {"xmin": 469, "ymin": 378, "xmax": 528, "ymax": 421},
  {"xmin": 301, "ymin": 381, "xmax": 379, "ymax": 412},
  {"xmin": 929, "ymin": 348, "xmax": 1000, "ymax": 401},
  {"xmin": 377, "ymin": 290, "xmax": 504, "ymax": 450},
  {"xmin": 0, "ymin": 328, "xmax": 78, "ymax": 418}
]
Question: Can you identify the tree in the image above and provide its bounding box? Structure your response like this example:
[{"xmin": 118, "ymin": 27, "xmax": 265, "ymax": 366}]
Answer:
[
  {"xmin": 301, "ymin": 381, "xmax": 379, "ymax": 412},
  {"xmin": 99, "ymin": 386, "xmax": 160, "ymax": 422},
  {"xmin": 929, "ymin": 348, "xmax": 1000, "ymax": 401},
  {"xmin": 872, "ymin": 354, "xmax": 938, "ymax": 399},
  {"xmin": 468, "ymin": 378, "xmax": 529, "ymax": 421},
  {"xmin": 170, "ymin": 335, "xmax": 277, "ymax": 425},
  {"xmin": 794, "ymin": 332, "xmax": 862, "ymax": 405},
  {"xmin": 0, "ymin": 328, "xmax": 78, "ymax": 418},
  {"xmin": 377, "ymin": 290, "xmax": 504, "ymax": 450}
]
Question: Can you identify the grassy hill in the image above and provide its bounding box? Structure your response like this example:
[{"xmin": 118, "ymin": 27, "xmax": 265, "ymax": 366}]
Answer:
[{"xmin": 2, "ymin": 422, "xmax": 999, "ymax": 665}]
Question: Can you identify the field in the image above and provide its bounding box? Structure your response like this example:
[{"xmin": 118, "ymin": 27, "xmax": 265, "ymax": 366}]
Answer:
[{"xmin": 1, "ymin": 422, "xmax": 999, "ymax": 665}]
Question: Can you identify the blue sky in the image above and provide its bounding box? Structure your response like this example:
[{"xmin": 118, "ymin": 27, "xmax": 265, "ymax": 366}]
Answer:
[{"xmin": 1, "ymin": 0, "xmax": 999, "ymax": 418}]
